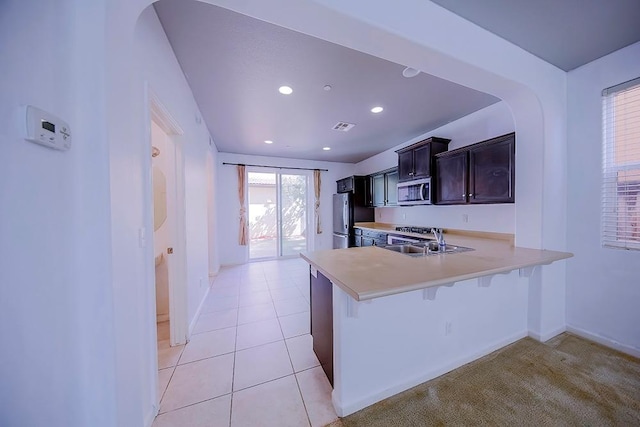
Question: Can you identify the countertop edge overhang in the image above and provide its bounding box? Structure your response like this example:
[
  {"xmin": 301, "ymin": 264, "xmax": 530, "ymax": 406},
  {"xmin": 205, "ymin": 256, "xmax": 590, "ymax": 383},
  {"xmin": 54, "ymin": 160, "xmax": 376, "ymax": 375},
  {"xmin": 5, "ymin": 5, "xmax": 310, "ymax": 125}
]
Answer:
[{"xmin": 301, "ymin": 228, "xmax": 573, "ymax": 301}]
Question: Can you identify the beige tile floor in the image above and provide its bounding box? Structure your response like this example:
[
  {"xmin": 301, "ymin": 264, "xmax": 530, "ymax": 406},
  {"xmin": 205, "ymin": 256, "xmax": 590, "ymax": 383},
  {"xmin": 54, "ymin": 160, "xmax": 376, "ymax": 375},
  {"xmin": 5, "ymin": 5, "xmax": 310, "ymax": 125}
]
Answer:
[{"xmin": 153, "ymin": 258, "xmax": 338, "ymax": 427}]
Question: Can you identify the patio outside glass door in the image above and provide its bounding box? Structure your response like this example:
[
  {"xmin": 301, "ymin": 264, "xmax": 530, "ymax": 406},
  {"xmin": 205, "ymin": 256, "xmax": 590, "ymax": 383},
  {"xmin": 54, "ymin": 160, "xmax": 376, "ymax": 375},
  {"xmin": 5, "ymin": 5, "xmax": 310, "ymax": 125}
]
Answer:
[{"xmin": 248, "ymin": 171, "xmax": 308, "ymax": 259}]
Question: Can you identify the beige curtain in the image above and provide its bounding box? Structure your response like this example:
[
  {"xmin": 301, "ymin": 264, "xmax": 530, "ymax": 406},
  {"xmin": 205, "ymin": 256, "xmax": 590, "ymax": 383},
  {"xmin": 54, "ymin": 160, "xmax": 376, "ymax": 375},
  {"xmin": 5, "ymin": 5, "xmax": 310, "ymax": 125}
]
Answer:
[
  {"xmin": 314, "ymin": 169, "xmax": 322, "ymax": 234},
  {"xmin": 237, "ymin": 165, "xmax": 248, "ymax": 245}
]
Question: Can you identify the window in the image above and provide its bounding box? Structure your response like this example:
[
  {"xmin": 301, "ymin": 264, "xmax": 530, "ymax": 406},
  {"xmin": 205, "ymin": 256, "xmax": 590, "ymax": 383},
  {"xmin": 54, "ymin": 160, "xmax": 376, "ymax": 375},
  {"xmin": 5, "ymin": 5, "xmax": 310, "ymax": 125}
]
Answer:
[{"xmin": 602, "ymin": 77, "xmax": 640, "ymax": 250}]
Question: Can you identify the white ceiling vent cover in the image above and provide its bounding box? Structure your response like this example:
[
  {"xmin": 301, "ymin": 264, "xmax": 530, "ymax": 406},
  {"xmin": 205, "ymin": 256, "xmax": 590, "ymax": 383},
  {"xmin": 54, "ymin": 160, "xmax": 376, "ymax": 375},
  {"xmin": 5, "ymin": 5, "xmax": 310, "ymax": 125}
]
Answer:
[{"xmin": 332, "ymin": 121, "xmax": 356, "ymax": 132}]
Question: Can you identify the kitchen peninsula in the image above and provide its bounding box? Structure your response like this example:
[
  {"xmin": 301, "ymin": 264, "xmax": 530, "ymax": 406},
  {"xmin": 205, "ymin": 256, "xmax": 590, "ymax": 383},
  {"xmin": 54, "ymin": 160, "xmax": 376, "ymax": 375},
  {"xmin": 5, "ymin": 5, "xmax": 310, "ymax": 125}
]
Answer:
[{"xmin": 301, "ymin": 223, "xmax": 572, "ymax": 417}]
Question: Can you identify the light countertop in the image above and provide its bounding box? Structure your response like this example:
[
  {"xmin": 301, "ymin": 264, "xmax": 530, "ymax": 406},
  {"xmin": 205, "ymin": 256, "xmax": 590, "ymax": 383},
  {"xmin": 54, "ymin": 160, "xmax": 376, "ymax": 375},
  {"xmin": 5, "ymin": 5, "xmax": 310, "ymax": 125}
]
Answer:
[{"xmin": 301, "ymin": 224, "xmax": 572, "ymax": 301}]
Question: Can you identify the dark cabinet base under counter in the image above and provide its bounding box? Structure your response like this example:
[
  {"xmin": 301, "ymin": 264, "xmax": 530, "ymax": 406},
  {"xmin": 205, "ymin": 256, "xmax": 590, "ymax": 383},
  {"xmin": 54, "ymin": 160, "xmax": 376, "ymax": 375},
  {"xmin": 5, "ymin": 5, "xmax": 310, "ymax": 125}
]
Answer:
[{"xmin": 310, "ymin": 267, "xmax": 333, "ymax": 386}]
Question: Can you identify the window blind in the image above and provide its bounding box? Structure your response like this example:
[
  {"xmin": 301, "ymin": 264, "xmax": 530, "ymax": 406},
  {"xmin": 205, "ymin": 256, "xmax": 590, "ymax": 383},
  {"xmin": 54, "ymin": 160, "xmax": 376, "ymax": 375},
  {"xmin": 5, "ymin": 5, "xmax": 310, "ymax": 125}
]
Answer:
[{"xmin": 602, "ymin": 77, "xmax": 640, "ymax": 250}]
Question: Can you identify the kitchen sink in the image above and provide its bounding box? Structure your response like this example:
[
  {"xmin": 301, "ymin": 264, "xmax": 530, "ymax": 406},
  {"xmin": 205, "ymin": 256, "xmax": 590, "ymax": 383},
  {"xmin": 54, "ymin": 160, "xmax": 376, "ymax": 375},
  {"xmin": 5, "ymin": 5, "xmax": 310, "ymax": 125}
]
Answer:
[
  {"xmin": 382, "ymin": 244, "xmax": 474, "ymax": 257},
  {"xmin": 384, "ymin": 244, "xmax": 427, "ymax": 254}
]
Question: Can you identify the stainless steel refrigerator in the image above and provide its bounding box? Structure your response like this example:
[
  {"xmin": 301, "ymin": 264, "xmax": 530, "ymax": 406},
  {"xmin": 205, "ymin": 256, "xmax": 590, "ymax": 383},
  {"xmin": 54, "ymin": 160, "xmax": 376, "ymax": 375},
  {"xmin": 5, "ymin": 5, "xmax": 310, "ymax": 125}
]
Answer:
[{"xmin": 332, "ymin": 193, "xmax": 374, "ymax": 249}]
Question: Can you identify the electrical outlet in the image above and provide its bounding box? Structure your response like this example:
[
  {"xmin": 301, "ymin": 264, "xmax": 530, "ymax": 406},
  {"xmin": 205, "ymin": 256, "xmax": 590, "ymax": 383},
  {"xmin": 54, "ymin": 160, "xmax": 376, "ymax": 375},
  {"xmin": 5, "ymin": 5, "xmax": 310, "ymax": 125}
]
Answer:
[
  {"xmin": 462, "ymin": 214, "xmax": 469, "ymax": 223},
  {"xmin": 445, "ymin": 321, "xmax": 453, "ymax": 336},
  {"xmin": 402, "ymin": 213, "xmax": 406, "ymax": 220},
  {"xmin": 138, "ymin": 227, "xmax": 146, "ymax": 248},
  {"xmin": 377, "ymin": 211, "xmax": 382, "ymax": 219}
]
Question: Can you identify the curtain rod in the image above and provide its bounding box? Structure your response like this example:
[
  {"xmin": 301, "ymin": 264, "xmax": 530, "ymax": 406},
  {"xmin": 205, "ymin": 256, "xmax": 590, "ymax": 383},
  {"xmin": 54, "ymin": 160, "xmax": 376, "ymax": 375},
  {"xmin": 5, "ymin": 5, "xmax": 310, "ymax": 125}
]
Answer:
[{"xmin": 222, "ymin": 162, "xmax": 328, "ymax": 172}]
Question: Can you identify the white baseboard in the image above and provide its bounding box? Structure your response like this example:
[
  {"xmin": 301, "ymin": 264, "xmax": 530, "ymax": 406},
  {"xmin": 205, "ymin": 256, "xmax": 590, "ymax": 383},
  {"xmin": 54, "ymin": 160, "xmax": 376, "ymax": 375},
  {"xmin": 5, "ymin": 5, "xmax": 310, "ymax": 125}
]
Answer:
[
  {"xmin": 528, "ymin": 325, "xmax": 566, "ymax": 342},
  {"xmin": 189, "ymin": 286, "xmax": 211, "ymax": 337},
  {"xmin": 566, "ymin": 325, "xmax": 640, "ymax": 358},
  {"xmin": 144, "ymin": 404, "xmax": 158, "ymax": 427},
  {"xmin": 333, "ymin": 330, "xmax": 528, "ymax": 417}
]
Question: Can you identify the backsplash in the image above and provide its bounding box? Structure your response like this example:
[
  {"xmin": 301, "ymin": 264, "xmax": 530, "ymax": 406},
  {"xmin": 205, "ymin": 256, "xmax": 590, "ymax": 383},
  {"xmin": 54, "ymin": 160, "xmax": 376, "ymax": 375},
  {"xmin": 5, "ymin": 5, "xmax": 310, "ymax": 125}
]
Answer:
[{"xmin": 376, "ymin": 204, "xmax": 515, "ymax": 234}]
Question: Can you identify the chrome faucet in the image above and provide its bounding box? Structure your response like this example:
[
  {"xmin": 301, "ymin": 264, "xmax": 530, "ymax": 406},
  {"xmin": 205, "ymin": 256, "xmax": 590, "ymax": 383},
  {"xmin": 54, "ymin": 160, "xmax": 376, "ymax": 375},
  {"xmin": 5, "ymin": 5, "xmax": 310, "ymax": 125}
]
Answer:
[{"xmin": 432, "ymin": 228, "xmax": 446, "ymax": 250}]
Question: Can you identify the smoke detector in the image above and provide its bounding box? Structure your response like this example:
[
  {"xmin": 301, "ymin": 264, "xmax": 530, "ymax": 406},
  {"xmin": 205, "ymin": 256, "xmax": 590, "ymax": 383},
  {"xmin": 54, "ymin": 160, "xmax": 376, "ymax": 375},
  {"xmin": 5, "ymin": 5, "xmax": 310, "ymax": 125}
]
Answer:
[
  {"xmin": 402, "ymin": 67, "xmax": 420, "ymax": 78},
  {"xmin": 332, "ymin": 121, "xmax": 355, "ymax": 132}
]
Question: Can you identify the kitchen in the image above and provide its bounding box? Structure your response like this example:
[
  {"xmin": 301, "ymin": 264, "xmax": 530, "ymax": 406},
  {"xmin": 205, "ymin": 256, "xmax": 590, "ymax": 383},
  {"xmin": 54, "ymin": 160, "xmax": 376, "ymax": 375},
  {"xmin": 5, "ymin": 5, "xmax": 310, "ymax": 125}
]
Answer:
[
  {"xmin": 302, "ymin": 124, "xmax": 573, "ymax": 415},
  {"xmin": 3, "ymin": 1, "xmax": 639, "ymax": 426}
]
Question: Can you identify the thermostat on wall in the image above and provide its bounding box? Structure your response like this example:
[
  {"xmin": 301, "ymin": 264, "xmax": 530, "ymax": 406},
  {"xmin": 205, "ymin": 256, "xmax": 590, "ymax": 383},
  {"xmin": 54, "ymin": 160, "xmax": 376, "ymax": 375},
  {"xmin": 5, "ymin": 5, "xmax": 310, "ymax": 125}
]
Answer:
[{"xmin": 22, "ymin": 105, "xmax": 71, "ymax": 151}]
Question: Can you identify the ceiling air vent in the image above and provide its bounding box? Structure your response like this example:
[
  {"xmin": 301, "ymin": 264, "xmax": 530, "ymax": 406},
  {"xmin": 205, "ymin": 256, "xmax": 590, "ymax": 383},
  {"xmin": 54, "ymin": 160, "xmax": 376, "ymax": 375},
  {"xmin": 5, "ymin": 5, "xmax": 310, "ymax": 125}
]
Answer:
[{"xmin": 332, "ymin": 121, "xmax": 355, "ymax": 132}]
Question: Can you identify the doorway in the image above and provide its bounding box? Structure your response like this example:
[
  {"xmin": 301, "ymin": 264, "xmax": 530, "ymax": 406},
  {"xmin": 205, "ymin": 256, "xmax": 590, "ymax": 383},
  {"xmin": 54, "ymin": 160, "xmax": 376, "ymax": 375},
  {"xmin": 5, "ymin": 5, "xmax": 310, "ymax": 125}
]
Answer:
[
  {"xmin": 146, "ymin": 87, "xmax": 189, "ymax": 414},
  {"xmin": 248, "ymin": 170, "xmax": 309, "ymax": 259},
  {"xmin": 150, "ymin": 120, "xmax": 173, "ymax": 343}
]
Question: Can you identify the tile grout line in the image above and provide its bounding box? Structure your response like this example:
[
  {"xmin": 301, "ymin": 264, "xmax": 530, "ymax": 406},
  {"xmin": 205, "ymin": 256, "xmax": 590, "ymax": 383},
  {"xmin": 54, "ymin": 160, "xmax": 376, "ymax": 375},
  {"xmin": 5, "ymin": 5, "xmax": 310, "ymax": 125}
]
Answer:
[
  {"xmin": 229, "ymin": 275, "xmax": 241, "ymax": 427},
  {"xmin": 157, "ymin": 364, "xmax": 176, "ymax": 408},
  {"xmin": 159, "ymin": 393, "xmax": 233, "ymax": 417},
  {"xmin": 275, "ymin": 281, "xmax": 314, "ymax": 427}
]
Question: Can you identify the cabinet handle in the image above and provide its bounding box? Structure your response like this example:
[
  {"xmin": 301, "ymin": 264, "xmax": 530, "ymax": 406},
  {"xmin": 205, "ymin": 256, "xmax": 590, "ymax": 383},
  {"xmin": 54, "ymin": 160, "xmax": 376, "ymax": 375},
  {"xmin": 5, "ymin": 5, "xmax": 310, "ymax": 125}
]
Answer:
[
  {"xmin": 469, "ymin": 193, "xmax": 473, "ymax": 197},
  {"xmin": 409, "ymin": 172, "xmax": 414, "ymax": 176}
]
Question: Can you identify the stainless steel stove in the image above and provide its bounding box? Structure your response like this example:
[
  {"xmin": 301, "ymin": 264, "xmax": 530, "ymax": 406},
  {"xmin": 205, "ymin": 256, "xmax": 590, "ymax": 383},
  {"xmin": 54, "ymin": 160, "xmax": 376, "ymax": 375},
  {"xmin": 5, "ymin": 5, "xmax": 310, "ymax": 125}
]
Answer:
[{"xmin": 395, "ymin": 226, "xmax": 434, "ymax": 235}]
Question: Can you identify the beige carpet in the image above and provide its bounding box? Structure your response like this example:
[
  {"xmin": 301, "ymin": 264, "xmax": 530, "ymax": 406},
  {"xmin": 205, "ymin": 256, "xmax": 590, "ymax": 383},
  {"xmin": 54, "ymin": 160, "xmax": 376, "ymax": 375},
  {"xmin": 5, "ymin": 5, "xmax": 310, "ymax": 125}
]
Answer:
[{"xmin": 328, "ymin": 333, "xmax": 640, "ymax": 426}]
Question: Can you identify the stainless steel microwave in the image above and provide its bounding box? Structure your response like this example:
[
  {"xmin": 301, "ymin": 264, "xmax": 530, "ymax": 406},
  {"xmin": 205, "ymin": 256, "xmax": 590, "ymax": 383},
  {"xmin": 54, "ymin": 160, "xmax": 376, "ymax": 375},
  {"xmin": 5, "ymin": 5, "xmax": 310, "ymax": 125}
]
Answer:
[{"xmin": 397, "ymin": 177, "xmax": 432, "ymax": 205}]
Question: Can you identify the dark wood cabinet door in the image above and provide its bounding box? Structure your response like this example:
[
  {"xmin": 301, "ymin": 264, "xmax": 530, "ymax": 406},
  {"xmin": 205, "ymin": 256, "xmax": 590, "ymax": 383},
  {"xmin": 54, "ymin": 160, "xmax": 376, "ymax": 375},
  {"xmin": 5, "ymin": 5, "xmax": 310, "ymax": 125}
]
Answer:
[
  {"xmin": 397, "ymin": 150, "xmax": 414, "ymax": 181},
  {"xmin": 435, "ymin": 151, "xmax": 468, "ymax": 204},
  {"xmin": 469, "ymin": 134, "xmax": 515, "ymax": 204},
  {"xmin": 363, "ymin": 176, "xmax": 373, "ymax": 207},
  {"xmin": 362, "ymin": 237, "xmax": 375, "ymax": 246},
  {"xmin": 412, "ymin": 143, "xmax": 432, "ymax": 179},
  {"xmin": 310, "ymin": 269, "xmax": 333, "ymax": 386}
]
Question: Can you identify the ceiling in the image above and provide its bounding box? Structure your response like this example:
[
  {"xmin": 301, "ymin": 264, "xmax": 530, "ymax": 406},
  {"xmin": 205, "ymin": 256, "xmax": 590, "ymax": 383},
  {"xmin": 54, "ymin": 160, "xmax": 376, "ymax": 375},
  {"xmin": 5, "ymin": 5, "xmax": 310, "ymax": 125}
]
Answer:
[
  {"xmin": 431, "ymin": 0, "xmax": 640, "ymax": 72},
  {"xmin": 153, "ymin": 0, "xmax": 499, "ymax": 163},
  {"xmin": 155, "ymin": 0, "xmax": 640, "ymax": 163}
]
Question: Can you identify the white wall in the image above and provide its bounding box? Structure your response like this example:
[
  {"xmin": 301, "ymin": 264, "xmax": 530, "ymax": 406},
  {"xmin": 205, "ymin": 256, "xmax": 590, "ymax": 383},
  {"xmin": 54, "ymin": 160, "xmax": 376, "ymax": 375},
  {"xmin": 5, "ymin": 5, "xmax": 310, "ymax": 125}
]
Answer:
[
  {"xmin": 206, "ymin": 150, "xmax": 220, "ymax": 277},
  {"xmin": 121, "ymin": 7, "xmax": 221, "ymax": 425},
  {"xmin": 355, "ymin": 102, "xmax": 516, "ymax": 233},
  {"xmin": 566, "ymin": 42, "xmax": 640, "ymax": 357},
  {"xmin": 0, "ymin": 1, "xmax": 118, "ymax": 426},
  {"xmin": 217, "ymin": 152, "xmax": 353, "ymax": 265}
]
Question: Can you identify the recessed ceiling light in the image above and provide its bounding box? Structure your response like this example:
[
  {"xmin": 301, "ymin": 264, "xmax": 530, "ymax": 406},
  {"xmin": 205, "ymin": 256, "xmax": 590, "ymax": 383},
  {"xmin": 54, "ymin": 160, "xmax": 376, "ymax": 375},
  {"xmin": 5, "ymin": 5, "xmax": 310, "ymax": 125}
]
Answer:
[
  {"xmin": 323, "ymin": 147, "xmax": 331, "ymax": 151},
  {"xmin": 323, "ymin": 85, "xmax": 332, "ymax": 91},
  {"xmin": 278, "ymin": 86, "xmax": 293, "ymax": 95},
  {"xmin": 371, "ymin": 106, "xmax": 384, "ymax": 113},
  {"xmin": 264, "ymin": 140, "xmax": 273, "ymax": 144}
]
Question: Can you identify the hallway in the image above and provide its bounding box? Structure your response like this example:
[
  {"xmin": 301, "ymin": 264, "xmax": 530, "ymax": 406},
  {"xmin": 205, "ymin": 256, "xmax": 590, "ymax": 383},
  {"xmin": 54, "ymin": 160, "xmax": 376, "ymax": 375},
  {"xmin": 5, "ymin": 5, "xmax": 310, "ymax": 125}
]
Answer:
[{"xmin": 153, "ymin": 258, "xmax": 338, "ymax": 426}]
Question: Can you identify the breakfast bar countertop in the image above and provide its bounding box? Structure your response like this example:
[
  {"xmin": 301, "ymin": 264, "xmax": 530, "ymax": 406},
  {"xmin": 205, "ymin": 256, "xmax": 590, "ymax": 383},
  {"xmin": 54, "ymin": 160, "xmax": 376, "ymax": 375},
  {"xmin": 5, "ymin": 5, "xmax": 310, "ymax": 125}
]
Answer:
[{"xmin": 301, "ymin": 224, "xmax": 572, "ymax": 301}]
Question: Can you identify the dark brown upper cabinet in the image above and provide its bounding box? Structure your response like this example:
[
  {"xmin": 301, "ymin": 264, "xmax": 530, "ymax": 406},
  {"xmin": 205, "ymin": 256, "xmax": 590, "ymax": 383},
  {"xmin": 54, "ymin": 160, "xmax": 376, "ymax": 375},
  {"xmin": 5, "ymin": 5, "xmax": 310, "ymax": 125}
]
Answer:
[
  {"xmin": 435, "ymin": 133, "xmax": 515, "ymax": 205},
  {"xmin": 468, "ymin": 134, "xmax": 515, "ymax": 203},
  {"xmin": 435, "ymin": 150, "xmax": 468, "ymax": 204},
  {"xmin": 336, "ymin": 175, "xmax": 369, "ymax": 206},
  {"xmin": 396, "ymin": 137, "xmax": 451, "ymax": 182}
]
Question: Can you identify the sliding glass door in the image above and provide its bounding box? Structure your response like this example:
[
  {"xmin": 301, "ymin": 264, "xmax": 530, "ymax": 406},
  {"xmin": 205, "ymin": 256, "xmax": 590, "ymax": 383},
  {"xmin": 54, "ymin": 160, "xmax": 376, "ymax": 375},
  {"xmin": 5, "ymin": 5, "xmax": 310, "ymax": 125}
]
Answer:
[
  {"xmin": 248, "ymin": 171, "xmax": 308, "ymax": 259},
  {"xmin": 280, "ymin": 174, "xmax": 307, "ymax": 257}
]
